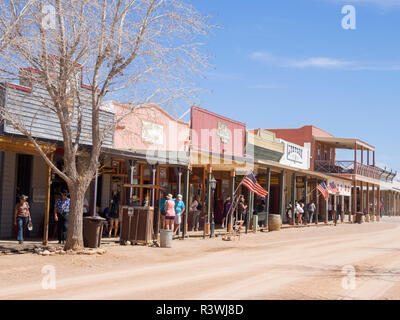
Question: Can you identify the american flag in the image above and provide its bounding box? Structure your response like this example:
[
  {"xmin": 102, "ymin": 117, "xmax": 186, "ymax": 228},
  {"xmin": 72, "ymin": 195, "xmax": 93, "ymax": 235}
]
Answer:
[
  {"xmin": 242, "ymin": 172, "xmax": 268, "ymax": 198},
  {"xmin": 317, "ymin": 182, "xmax": 329, "ymax": 199},
  {"xmin": 327, "ymin": 182, "xmax": 339, "ymax": 194}
]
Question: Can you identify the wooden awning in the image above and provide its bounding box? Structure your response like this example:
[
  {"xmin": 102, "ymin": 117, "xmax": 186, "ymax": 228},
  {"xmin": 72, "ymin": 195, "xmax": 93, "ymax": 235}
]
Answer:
[
  {"xmin": 0, "ymin": 136, "xmax": 56, "ymax": 156},
  {"xmin": 314, "ymin": 137, "xmax": 375, "ymax": 151},
  {"xmin": 123, "ymin": 184, "xmax": 163, "ymax": 189}
]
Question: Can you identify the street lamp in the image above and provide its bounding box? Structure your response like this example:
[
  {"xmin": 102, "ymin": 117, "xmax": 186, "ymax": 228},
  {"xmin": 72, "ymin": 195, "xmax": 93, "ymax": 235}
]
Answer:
[{"xmin": 210, "ymin": 176, "xmax": 217, "ymax": 238}]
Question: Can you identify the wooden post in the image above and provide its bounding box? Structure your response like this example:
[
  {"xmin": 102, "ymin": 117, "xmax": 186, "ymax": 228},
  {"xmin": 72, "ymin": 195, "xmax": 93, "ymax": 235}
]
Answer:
[
  {"xmin": 265, "ymin": 167, "xmax": 271, "ymax": 229},
  {"xmin": 365, "ymin": 183, "xmax": 370, "ymax": 222},
  {"xmin": 304, "ymin": 176, "xmax": 308, "ymax": 224},
  {"xmin": 377, "ymin": 186, "xmax": 381, "ymax": 222},
  {"xmin": 182, "ymin": 168, "xmax": 190, "ymax": 239},
  {"xmin": 292, "ymin": 172, "xmax": 296, "ymax": 224},
  {"xmin": 279, "ymin": 170, "xmax": 285, "ymax": 220},
  {"xmin": 229, "ymin": 169, "xmax": 235, "ymax": 231},
  {"xmin": 372, "ymin": 184, "xmax": 376, "ymax": 222},
  {"xmin": 42, "ymin": 153, "xmax": 54, "ymax": 246},
  {"xmin": 205, "ymin": 165, "xmax": 212, "ymax": 236},
  {"xmin": 315, "ymin": 179, "xmax": 319, "ymax": 224},
  {"xmin": 341, "ymin": 195, "xmax": 345, "ymax": 223},
  {"xmin": 354, "ymin": 143, "xmax": 358, "ymax": 176},
  {"xmin": 352, "ymin": 180, "xmax": 357, "ymax": 223}
]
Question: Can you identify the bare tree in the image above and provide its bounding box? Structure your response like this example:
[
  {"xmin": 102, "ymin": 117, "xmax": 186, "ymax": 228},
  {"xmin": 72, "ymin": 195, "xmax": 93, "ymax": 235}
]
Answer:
[{"xmin": 0, "ymin": 0, "xmax": 210, "ymax": 250}]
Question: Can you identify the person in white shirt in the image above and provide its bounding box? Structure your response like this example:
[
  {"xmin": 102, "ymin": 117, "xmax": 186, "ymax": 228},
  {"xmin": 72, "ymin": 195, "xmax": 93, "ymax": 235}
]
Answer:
[{"xmin": 83, "ymin": 197, "xmax": 89, "ymax": 217}]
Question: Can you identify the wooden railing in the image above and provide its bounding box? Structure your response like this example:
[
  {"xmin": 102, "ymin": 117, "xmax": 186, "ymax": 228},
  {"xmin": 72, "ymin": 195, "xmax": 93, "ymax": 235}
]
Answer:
[{"xmin": 315, "ymin": 160, "xmax": 383, "ymax": 180}]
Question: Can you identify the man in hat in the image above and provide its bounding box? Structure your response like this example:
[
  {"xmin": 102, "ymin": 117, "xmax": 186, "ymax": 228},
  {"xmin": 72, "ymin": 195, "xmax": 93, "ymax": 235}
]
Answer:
[{"xmin": 54, "ymin": 190, "xmax": 70, "ymax": 244}]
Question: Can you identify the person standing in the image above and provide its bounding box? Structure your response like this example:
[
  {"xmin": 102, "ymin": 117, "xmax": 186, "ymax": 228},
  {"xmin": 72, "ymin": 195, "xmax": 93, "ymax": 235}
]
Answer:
[
  {"xmin": 165, "ymin": 194, "xmax": 176, "ymax": 231},
  {"xmin": 54, "ymin": 190, "xmax": 70, "ymax": 244},
  {"xmin": 308, "ymin": 201, "xmax": 317, "ymax": 224},
  {"xmin": 108, "ymin": 195, "xmax": 120, "ymax": 237},
  {"xmin": 238, "ymin": 196, "xmax": 248, "ymax": 222},
  {"xmin": 14, "ymin": 195, "xmax": 31, "ymax": 244},
  {"xmin": 222, "ymin": 196, "xmax": 231, "ymax": 229},
  {"xmin": 174, "ymin": 194, "xmax": 186, "ymax": 235},
  {"xmin": 190, "ymin": 196, "xmax": 201, "ymax": 231}
]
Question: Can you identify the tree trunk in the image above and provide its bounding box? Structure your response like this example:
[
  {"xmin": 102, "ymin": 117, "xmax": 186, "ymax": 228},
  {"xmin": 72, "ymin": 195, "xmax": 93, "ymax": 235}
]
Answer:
[{"xmin": 64, "ymin": 183, "xmax": 86, "ymax": 251}]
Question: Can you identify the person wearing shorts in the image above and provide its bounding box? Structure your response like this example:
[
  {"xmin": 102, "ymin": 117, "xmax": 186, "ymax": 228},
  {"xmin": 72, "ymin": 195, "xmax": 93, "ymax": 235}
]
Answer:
[
  {"xmin": 108, "ymin": 195, "xmax": 120, "ymax": 237},
  {"xmin": 174, "ymin": 194, "xmax": 186, "ymax": 235},
  {"xmin": 165, "ymin": 194, "xmax": 176, "ymax": 231}
]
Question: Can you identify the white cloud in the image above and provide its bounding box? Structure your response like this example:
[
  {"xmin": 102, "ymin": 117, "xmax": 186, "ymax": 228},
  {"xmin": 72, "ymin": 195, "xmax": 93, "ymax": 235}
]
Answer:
[
  {"xmin": 250, "ymin": 51, "xmax": 400, "ymax": 71},
  {"xmin": 250, "ymin": 51, "xmax": 353, "ymax": 69}
]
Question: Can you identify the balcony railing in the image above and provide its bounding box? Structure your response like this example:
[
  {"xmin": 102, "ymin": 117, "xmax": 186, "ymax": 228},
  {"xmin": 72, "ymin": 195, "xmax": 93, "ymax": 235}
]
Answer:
[{"xmin": 315, "ymin": 160, "xmax": 383, "ymax": 180}]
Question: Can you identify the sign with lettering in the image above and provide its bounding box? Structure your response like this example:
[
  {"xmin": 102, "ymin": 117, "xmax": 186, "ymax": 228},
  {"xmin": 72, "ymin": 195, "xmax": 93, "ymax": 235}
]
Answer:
[
  {"xmin": 142, "ymin": 121, "xmax": 164, "ymax": 145},
  {"xmin": 217, "ymin": 121, "xmax": 231, "ymax": 144}
]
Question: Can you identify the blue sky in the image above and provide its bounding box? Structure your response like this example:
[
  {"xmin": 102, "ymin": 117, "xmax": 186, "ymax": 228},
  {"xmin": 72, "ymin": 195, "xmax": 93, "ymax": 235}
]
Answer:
[{"xmin": 189, "ymin": 0, "xmax": 400, "ymax": 173}]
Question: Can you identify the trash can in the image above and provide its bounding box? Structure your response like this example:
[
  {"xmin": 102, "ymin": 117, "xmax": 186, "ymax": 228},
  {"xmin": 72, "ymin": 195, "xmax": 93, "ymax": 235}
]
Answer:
[
  {"xmin": 83, "ymin": 216, "xmax": 106, "ymax": 248},
  {"xmin": 356, "ymin": 212, "xmax": 365, "ymax": 224},
  {"xmin": 160, "ymin": 229, "xmax": 173, "ymax": 248}
]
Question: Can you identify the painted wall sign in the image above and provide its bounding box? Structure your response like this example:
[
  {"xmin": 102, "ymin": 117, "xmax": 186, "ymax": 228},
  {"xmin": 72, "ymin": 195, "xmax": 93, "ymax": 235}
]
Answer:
[
  {"xmin": 217, "ymin": 121, "xmax": 231, "ymax": 144},
  {"xmin": 142, "ymin": 120, "xmax": 164, "ymax": 145}
]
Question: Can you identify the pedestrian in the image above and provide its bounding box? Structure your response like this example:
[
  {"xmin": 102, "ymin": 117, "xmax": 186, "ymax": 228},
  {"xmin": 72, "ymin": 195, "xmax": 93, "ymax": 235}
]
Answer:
[
  {"xmin": 54, "ymin": 190, "xmax": 70, "ymax": 244},
  {"xmin": 165, "ymin": 194, "xmax": 176, "ymax": 231},
  {"xmin": 190, "ymin": 195, "xmax": 201, "ymax": 231},
  {"xmin": 308, "ymin": 201, "xmax": 317, "ymax": 224},
  {"xmin": 14, "ymin": 195, "xmax": 31, "ymax": 244},
  {"xmin": 108, "ymin": 195, "xmax": 120, "ymax": 237},
  {"xmin": 238, "ymin": 195, "xmax": 248, "ymax": 222},
  {"xmin": 174, "ymin": 194, "xmax": 186, "ymax": 235},
  {"xmin": 328, "ymin": 201, "xmax": 333, "ymax": 221},
  {"xmin": 286, "ymin": 202, "xmax": 293, "ymax": 225},
  {"xmin": 83, "ymin": 197, "xmax": 89, "ymax": 217},
  {"xmin": 295, "ymin": 201, "xmax": 304, "ymax": 225},
  {"xmin": 222, "ymin": 196, "xmax": 231, "ymax": 229}
]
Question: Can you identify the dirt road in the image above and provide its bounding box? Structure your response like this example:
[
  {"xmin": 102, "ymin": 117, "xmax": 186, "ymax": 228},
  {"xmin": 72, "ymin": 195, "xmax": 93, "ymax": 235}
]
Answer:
[{"xmin": 1, "ymin": 217, "xmax": 400, "ymax": 300}]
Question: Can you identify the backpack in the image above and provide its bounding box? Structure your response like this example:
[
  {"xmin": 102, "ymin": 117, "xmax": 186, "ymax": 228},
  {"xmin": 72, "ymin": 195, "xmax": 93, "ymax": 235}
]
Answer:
[
  {"xmin": 197, "ymin": 202, "xmax": 202, "ymax": 211},
  {"xmin": 161, "ymin": 201, "xmax": 168, "ymax": 216}
]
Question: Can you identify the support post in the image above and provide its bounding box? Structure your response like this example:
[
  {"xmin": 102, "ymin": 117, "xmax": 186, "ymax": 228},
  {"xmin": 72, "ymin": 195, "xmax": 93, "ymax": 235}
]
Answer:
[
  {"xmin": 265, "ymin": 168, "xmax": 271, "ymax": 229},
  {"xmin": 377, "ymin": 187, "xmax": 381, "ymax": 222},
  {"xmin": 292, "ymin": 172, "xmax": 296, "ymax": 224},
  {"xmin": 182, "ymin": 168, "xmax": 190, "ymax": 239},
  {"xmin": 372, "ymin": 184, "xmax": 376, "ymax": 222},
  {"xmin": 279, "ymin": 170, "xmax": 285, "ymax": 220},
  {"xmin": 204, "ymin": 165, "xmax": 212, "ymax": 238},
  {"xmin": 315, "ymin": 179, "xmax": 319, "ymax": 224},
  {"xmin": 352, "ymin": 181, "xmax": 357, "ymax": 223},
  {"xmin": 365, "ymin": 183, "xmax": 370, "ymax": 222},
  {"xmin": 229, "ymin": 170, "xmax": 235, "ymax": 232},
  {"xmin": 43, "ymin": 153, "xmax": 54, "ymax": 246},
  {"xmin": 304, "ymin": 176, "xmax": 308, "ymax": 224}
]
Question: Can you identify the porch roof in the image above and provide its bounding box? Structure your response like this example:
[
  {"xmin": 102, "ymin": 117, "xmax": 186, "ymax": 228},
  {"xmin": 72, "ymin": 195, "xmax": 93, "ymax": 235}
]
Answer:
[{"xmin": 314, "ymin": 137, "xmax": 375, "ymax": 151}]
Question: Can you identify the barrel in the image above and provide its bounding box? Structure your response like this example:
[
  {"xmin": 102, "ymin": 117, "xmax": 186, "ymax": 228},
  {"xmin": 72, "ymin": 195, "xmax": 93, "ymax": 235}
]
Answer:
[
  {"xmin": 160, "ymin": 229, "xmax": 173, "ymax": 248},
  {"xmin": 268, "ymin": 214, "xmax": 282, "ymax": 231}
]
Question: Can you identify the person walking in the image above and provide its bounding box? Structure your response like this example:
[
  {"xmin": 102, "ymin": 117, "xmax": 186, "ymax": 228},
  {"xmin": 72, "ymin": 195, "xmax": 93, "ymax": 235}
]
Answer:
[
  {"xmin": 174, "ymin": 194, "xmax": 186, "ymax": 235},
  {"xmin": 295, "ymin": 201, "xmax": 304, "ymax": 225},
  {"xmin": 14, "ymin": 195, "xmax": 31, "ymax": 244},
  {"xmin": 308, "ymin": 201, "xmax": 317, "ymax": 224},
  {"xmin": 190, "ymin": 196, "xmax": 201, "ymax": 231},
  {"xmin": 54, "ymin": 190, "xmax": 70, "ymax": 244},
  {"xmin": 164, "ymin": 194, "xmax": 176, "ymax": 231},
  {"xmin": 108, "ymin": 195, "xmax": 120, "ymax": 237}
]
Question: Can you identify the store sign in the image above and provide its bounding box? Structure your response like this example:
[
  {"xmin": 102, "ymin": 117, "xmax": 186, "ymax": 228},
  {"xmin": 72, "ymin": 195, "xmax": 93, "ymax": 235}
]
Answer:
[
  {"xmin": 217, "ymin": 121, "xmax": 231, "ymax": 144},
  {"xmin": 287, "ymin": 144, "xmax": 303, "ymax": 163},
  {"xmin": 328, "ymin": 179, "xmax": 352, "ymax": 196},
  {"xmin": 142, "ymin": 121, "xmax": 164, "ymax": 145}
]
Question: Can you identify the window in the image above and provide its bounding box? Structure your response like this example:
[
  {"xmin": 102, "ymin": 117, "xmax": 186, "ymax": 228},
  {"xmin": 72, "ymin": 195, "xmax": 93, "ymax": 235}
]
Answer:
[{"xmin": 317, "ymin": 144, "xmax": 321, "ymax": 160}]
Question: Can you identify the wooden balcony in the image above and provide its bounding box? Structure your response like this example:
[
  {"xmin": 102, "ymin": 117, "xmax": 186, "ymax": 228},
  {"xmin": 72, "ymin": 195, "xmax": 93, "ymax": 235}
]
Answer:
[{"xmin": 314, "ymin": 160, "xmax": 383, "ymax": 180}]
